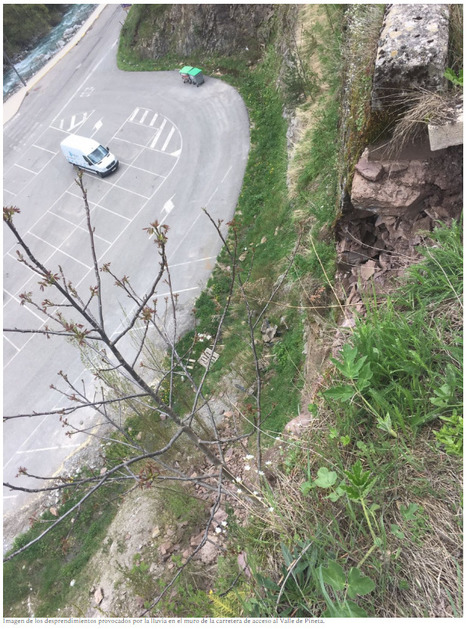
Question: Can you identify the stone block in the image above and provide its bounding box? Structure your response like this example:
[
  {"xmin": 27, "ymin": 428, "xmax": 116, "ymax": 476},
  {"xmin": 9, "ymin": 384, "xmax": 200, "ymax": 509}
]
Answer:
[{"xmin": 372, "ymin": 4, "xmax": 450, "ymax": 110}]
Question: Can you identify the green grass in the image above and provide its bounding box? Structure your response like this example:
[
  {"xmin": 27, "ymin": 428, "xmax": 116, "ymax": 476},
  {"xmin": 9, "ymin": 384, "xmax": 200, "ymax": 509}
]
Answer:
[
  {"xmin": 3, "ymin": 406, "xmax": 203, "ymax": 617},
  {"xmin": 226, "ymin": 220, "xmax": 463, "ymax": 618},
  {"xmin": 3, "ymin": 480, "xmax": 125, "ymax": 617}
]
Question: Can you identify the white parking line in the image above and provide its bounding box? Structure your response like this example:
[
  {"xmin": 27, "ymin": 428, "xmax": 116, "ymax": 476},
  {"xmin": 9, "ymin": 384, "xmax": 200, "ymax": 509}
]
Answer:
[
  {"xmin": 150, "ymin": 113, "xmax": 158, "ymax": 126},
  {"xmin": 14, "ymin": 163, "xmax": 38, "ymax": 175},
  {"xmin": 222, "ymin": 165, "xmax": 232, "ymax": 183},
  {"xmin": 157, "ymin": 286, "xmax": 199, "ymax": 297},
  {"xmin": 150, "ymin": 119, "xmax": 167, "ymax": 149},
  {"xmin": 161, "ymin": 127, "xmax": 175, "ymax": 152},
  {"xmin": 48, "ymin": 210, "xmax": 113, "ymax": 245},
  {"xmin": 3, "ymin": 415, "xmax": 49, "ymax": 469},
  {"xmin": 32, "ymin": 144, "xmax": 56, "ymax": 155},
  {"xmin": 92, "ymin": 203, "xmax": 132, "ymax": 221},
  {"xmin": 18, "ymin": 444, "xmax": 77, "ymax": 454},
  {"xmin": 206, "ymin": 186, "xmax": 219, "ymax": 206},
  {"xmin": 3, "ymin": 334, "xmax": 21, "ymax": 352},
  {"xmin": 170, "ymin": 256, "xmax": 216, "ymax": 268},
  {"xmin": 117, "ymin": 161, "xmax": 168, "ymax": 178},
  {"xmin": 113, "ymin": 136, "xmax": 178, "ymax": 157},
  {"xmin": 3, "ymin": 288, "xmax": 47, "ymax": 323},
  {"xmin": 29, "ymin": 233, "xmax": 92, "ymax": 269},
  {"xmin": 110, "ymin": 183, "xmax": 151, "ymax": 200}
]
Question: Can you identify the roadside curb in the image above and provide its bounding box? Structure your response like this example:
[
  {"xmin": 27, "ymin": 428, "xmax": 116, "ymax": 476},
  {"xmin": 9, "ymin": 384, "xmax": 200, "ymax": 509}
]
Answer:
[{"xmin": 3, "ymin": 4, "xmax": 107, "ymax": 126}]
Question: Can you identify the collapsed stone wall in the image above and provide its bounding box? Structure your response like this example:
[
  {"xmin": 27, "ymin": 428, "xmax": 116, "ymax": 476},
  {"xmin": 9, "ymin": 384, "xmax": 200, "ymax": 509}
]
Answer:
[{"xmin": 336, "ymin": 4, "xmax": 463, "ymax": 311}]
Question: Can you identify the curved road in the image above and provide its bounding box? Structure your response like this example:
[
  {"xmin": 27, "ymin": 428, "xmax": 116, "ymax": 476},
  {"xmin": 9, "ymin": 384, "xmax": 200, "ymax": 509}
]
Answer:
[{"xmin": 3, "ymin": 5, "xmax": 249, "ymax": 537}]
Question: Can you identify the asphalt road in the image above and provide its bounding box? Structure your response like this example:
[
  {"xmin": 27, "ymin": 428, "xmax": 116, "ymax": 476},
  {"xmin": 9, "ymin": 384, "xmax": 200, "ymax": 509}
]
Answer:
[{"xmin": 3, "ymin": 5, "xmax": 250, "ymax": 530}]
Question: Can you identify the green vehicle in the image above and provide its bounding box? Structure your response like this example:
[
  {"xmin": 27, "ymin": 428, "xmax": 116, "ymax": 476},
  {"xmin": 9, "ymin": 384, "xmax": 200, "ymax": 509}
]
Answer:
[{"xmin": 179, "ymin": 66, "xmax": 205, "ymax": 87}]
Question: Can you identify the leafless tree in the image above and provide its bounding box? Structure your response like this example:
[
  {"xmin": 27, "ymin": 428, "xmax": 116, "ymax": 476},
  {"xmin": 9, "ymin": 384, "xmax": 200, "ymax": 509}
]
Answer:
[{"xmin": 3, "ymin": 171, "xmax": 285, "ymax": 582}]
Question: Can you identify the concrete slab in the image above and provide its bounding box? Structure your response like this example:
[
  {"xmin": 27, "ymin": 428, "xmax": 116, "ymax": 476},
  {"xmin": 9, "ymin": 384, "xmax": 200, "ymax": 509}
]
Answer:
[{"xmin": 428, "ymin": 110, "xmax": 464, "ymax": 151}]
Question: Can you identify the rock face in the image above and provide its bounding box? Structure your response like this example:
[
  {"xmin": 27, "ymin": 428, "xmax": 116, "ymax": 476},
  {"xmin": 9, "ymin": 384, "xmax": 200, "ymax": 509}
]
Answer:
[
  {"xmin": 127, "ymin": 4, "xmax": 291, "ymax": 60},
  {"xmin": 372, "ymin": 4, "xmax": 450, "ymax": 109}
]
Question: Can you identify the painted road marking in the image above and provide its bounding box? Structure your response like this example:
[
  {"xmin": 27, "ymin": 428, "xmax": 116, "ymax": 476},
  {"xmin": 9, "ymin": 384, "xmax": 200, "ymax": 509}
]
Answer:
[
  {"xmin": 91, "ymin": 203, "xmax": 132, "ymax": 222},
  {"xmin": 28, "ymin": 233, "xmax": 92, "ymax": 270},
  {"xmin": 3, "ymin": 335, "xmax": 21, "ymax": 353},
  {"xmin": 129, "ymin": 107, "xmax": 140, "ymax": 122},
  {"xmin": 48, "ymin": 210, "xmax": 113, "ymax": 245},
  {"xmin": 14, "ymin": 163, "xmax": 39, "ymax": 175},
  {"xmin": 161, "ymin": 126, "xmax": 175, "ymax": 152},
  {"xmin": 92, "ymin": 118, "xmax": 103, "ymax": 136},
  {"xmin": 150, "ymin": 119, "xmax": 167, "ymax": 149},
  {"xmin": 222, "ymin": 165, "xmax": 232, "ymax": 183},
  {"xmin": 163, "ymin": 195, "xmax": 175, "ymax": 214},
  {"xmin": 55, "ymin": 111, "xmax": 93, "ymax": 132},
  {"xmin": 31, "ymin": 144, "xmax": 56, "ymax": 154},
  {"xmin": 156, "ymin": 286, "xmax": 199, "ymax": 298},
  {"xmin": 169, "ymin": 256, "xmax": 216, "ymax": 268},
  {"xmin": 17, "ymin": 444, "xmax": 77, "ymax": 454},
  {"xmin": 80, "ymin": 86, "xmax": 94, "ymax": 97},
  {"xmin": 3, "ymin": 288, "xmax": 47, "ymax": 323}
]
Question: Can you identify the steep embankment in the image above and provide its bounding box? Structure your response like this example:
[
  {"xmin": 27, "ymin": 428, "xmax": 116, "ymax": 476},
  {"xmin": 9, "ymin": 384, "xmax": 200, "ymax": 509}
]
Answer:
[{"xmin": 123, "ymin": 4, "xmax": 279, "ymax": 60}]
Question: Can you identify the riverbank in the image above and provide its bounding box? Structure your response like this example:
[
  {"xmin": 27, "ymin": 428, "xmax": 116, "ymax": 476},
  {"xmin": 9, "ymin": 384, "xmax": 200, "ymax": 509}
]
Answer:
[{"xmin": 3, "ymin": 5, "xmax": 106, "ymax": 125}]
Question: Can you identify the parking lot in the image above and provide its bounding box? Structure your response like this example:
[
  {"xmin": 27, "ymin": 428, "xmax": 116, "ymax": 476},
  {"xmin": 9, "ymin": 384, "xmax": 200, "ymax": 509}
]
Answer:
[
  {"xmin": 4, "ymin": 105, "xmax": 182, "ymax": 365},
  {"xmin": 3, "ymin": 3, "xmax": 250, "ymax": 526}
]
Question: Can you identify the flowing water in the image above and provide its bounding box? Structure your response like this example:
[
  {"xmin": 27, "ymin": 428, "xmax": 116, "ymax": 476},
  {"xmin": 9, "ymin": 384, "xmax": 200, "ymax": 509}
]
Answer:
[{"xmin": 3, "ymin": 4, "xmax": 96, "ymax": 101}]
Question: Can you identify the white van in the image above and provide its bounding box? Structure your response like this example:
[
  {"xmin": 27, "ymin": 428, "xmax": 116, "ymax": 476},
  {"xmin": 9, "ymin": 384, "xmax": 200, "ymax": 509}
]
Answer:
[{"xmin": 60, "ymin": 135, "xmax": 119, "ymax": 177}]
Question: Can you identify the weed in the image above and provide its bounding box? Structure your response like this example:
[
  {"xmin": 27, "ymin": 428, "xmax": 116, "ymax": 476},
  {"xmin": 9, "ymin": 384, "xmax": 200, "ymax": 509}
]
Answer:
[
  {"xmin": 444, "ymin": 68, "xmax": 463, "ymax": 87},
  {"xmin": 433, "ymin": 413, "xmax": 463, "ymax": 456}
]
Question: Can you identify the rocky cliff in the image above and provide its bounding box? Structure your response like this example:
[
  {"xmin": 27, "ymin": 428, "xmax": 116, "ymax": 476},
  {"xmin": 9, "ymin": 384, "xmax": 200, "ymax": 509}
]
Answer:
[{"xmin": 124, "ymin": 4, "xmax": 294, "ymax": 60}]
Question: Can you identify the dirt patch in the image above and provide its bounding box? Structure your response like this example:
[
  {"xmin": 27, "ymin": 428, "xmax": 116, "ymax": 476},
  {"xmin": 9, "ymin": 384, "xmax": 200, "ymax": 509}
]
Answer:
[{"xmin": 61, "ymin": 488, "xmax": 168, "ymax": 617}]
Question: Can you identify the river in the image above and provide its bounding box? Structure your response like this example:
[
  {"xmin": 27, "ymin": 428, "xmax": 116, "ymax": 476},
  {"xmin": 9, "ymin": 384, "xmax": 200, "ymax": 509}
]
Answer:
[{"xmin": 3, "ymin": 4, "xmax": 96, "ymax": 101}]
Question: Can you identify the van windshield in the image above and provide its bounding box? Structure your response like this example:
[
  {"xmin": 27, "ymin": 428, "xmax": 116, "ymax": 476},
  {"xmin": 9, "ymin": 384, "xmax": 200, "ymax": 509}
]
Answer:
[{"xmin": 88, "ymin": 145, "xmax": 108, "ymax": 164}]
